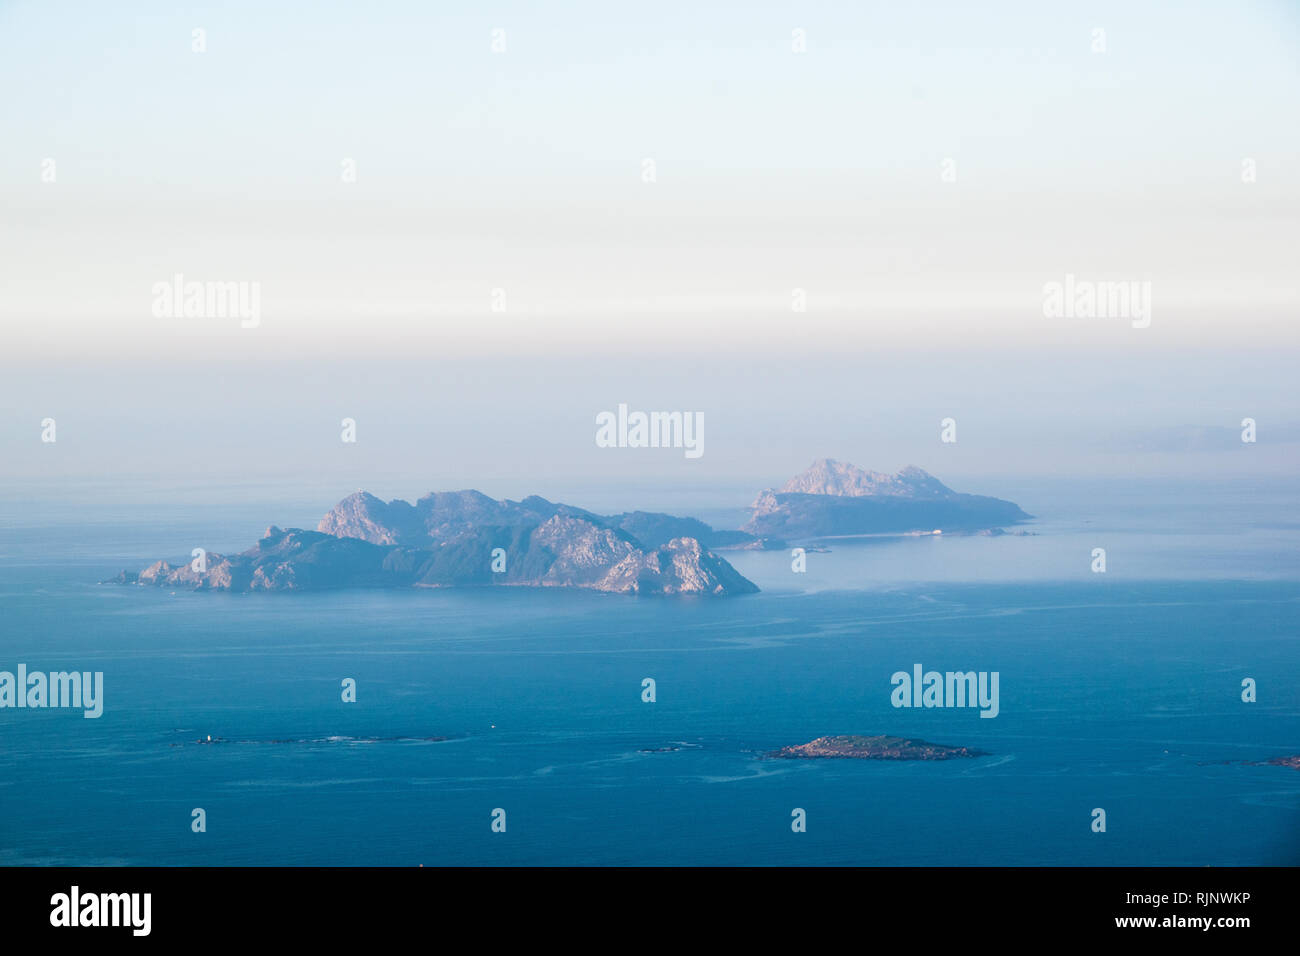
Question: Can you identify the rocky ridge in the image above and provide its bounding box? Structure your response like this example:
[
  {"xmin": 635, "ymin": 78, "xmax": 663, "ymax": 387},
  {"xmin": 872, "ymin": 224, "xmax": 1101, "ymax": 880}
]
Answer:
[{"xmin": 109, "ymin": 489, "xmax": 758, "ymax": 596}]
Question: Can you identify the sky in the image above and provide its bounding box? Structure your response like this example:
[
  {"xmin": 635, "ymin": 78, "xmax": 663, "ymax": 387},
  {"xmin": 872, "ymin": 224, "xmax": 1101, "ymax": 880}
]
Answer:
[{"xmin": 0, "ymin": 1, "xmax": 1296, "ymax": 493}]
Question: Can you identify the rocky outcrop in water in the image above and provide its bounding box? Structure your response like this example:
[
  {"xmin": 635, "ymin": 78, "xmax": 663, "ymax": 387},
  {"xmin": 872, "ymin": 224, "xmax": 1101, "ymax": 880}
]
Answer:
[{"xmin": 768, "ymin": 734, "xmax": 988, "ymax": 760}]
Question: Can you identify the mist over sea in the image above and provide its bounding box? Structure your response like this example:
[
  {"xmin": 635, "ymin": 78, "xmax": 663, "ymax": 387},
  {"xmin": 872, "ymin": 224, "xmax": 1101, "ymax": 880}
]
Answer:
[{"xmin": 1, "ymin": 476, "xmax": 1297, "ymax": 865}]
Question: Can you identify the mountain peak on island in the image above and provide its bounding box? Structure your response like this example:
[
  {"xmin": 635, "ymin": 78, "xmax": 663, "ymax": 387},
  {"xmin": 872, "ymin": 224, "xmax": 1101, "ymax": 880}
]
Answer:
[
  {"xmin": 779, "ymin": 459, "xmax": 955, "ymax": 499},
  {"xmin": 110, "ymin": 487, "xmax": 759, "ymax": 597},
  {"xmin": 745, "ymin": 459, "xmax": 1031, "ymax": 540}
]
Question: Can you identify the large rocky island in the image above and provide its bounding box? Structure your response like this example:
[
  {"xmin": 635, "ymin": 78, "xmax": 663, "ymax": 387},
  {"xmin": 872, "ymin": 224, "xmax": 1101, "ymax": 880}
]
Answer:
[
  {"xmin": 744, "ymin": 459, "xmax": 1031, "ymax": 540},
  {"xmin": 107, "ymin": 462, "xmax": 1031, "ymax": 594},
  {"xmin": 769, "ymin": 734, "xmax": 988, "ymax": 761},
  {"xmin": 109, "ymin": 489, "xmax": 758, "ymax": 596}
]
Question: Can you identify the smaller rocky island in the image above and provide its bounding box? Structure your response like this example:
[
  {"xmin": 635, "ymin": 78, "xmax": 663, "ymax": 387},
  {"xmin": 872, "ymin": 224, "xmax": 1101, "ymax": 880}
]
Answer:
[
  {"xmin": 769, "ymin": 734, "xmax": 988, "ymax": 761},
  {"xmin": 744, "ymin": 459, "xmax": 1031, "ymax": 539}
]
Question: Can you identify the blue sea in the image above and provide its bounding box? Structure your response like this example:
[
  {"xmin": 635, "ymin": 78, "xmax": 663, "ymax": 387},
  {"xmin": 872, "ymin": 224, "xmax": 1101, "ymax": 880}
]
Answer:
[{"xmin": 1, "ymin": 477, "xmax": 1297, "ymax": 866}]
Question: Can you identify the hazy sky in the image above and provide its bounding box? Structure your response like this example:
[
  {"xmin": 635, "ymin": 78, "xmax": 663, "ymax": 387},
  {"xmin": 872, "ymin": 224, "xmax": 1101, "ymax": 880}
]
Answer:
[{"xmin": 1, "ymin": 1, "xmax": 1297, "ymax": 491}]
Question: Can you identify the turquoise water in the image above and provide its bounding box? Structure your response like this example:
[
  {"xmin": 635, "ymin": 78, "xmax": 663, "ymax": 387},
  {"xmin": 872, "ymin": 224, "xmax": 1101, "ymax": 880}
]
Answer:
[{"xmin": 1, "ymin": 481, "xmax": 1298, "ymax": 865}]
